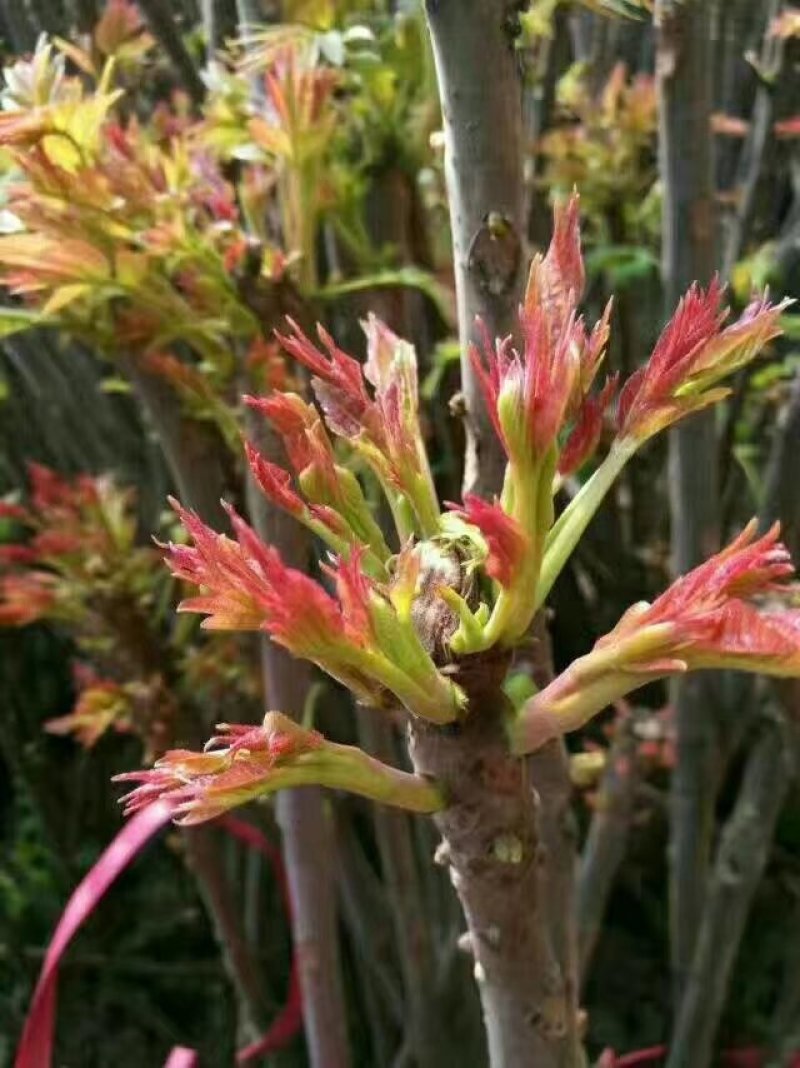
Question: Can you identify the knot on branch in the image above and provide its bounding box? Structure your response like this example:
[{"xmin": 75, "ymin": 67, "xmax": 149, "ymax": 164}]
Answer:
[{"xmin": 467, "ymin": 212, "xmax": 521, "ymax": 298}]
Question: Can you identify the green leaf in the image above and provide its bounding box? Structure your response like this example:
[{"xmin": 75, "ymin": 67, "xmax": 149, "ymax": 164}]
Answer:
[
  {"xmin": 585, "ymin": 244, "xmax": 659, "ymax": 287},
  {"xmin": 421, "ymin": 340, "xmax": 460, "ymax": 401},
  {"xmin": 504, "ymin": 671, "xmax": 538, "ymax": 711},
  {"xmin": 779, "ymin": 314, "xmax": 800, "ymax": 340},
  {"xmin": 0, "ymin": 306, "xmax": 42, "ymax": 339},
  {"xmin": 314, "ymin": 266, "xmax": 455, "ymax": 325},
  {"xmin": 99, "ymin": 376, "xmax": 132, "ymax": 394}
]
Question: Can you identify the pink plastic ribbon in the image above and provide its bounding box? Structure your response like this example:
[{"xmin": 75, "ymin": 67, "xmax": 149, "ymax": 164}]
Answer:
[
  {"xmin": 603, "ymin": 1047, "xmax": 800, "ymax": 1068},
  {"xmin": 15, "ymin": 799, "xmax": 174, "ymax": 1068},
  {"xmin": 162, "ymin": 1047, "xmax": 199, "ymax": 1068},
  {"xmin": 15, "ymin": 804, "xmax": 303, "ymax": 1068}
]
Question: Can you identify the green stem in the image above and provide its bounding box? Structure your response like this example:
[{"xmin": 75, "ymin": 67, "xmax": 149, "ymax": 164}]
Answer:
[
  {"xmin": 511, "ymin": 624, "xmax": 679, "ymax": 753},
  {"xmin": 303, "ymin": 744, "xmax": 445, "ymax": 812},
  {"xmin": 383, "ymin": 484, "xmax": 417, "ymax": 543},
  {"xmin": 411, "ymin": 447, "xmax": 442, "ymax": 538},
  {"xmin": 512, "ymin": 669, "xmax": 667, "ymax": 755},
  {"xmin": 535, "ymin": 439, "xmax": 636, "ymax": 611},
  {"xmin": 480, "ymin": 451, "xmax": 555, "ymax": 649},
  {"xmin": 354, "ymin": 647, "xmax": 463, "ymax": 725},
  {"xmin": 408, "ymin": 473, "xmax": 442, "ymax": 540},
  {"xmin": 303, "ymin": 513, "xmax": 389, "ymax": 581},
  {"xmin": 242, "ymin": 748, "xmax": 444, "ymax": 812}
]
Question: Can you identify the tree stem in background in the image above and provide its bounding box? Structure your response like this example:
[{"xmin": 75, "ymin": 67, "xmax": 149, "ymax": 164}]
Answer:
[
  {"xmin": 668, "ymin": 369, "xmax": 800, "ymax": 1066},
  {"xmin": 656, "ymin": 0, "xmax": 720, "ymax": 1005},
  {"xmin": 577, "ymin": 715, "xmax": 641, "ymax": 986},
  {"xmin": 245, "ymin": 412, "xmax": 351, "ymax": 1068},
  {"xmin": 136, "ymin": 0, "xmax": 206, "ymax": 105},
  {"xmin": 665, "ymin": 704, "xmax": 795, "ymax": 1068},
  {"xmin": 119, "ymin": 357, "xmax": 272, "ymax": 1040}
]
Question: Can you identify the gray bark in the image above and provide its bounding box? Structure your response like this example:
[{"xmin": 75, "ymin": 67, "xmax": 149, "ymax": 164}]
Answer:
[
  {"xmin": 656, "ymin": 0, "xmax": 720, "ymax": 1003},
  {"xmin": 408, "ymin": 654, "xmax": 568, "ymax": 1068},
  {"xmin": 721, "ymin": 0, "xmax": 786, "ymax": 278},
  {"xmin": 577, "ymin": 716, "xmax": 641, "ymax": 985},
  {"xmin": 424, "ymin": 0, "xmax": 525, "ymax": 498}
]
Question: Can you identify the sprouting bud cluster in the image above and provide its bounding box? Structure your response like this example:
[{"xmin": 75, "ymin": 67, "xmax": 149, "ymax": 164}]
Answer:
[{"xmin": 123, "ymin": 195, "xmax": 797, "ymax": 821}]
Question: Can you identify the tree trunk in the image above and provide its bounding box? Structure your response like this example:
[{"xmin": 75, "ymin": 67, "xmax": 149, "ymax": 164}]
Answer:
[
  {"xmin": 422, "ymin": 5, "xmax": 580, "ymax": 1064},
  {"xmin": 424, "ymin": 0, "xmax": 525, "ymax": 498},
  {"xmin": 655, "ymin": 0, "xmax": 720, "ymax": 1004},
  {"xmin": 408, "ymin": 653, "xmax": 568, "ymax": 1068}
]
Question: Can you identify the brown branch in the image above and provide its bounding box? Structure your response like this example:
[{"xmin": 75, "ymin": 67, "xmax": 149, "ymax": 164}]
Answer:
[
  {"xmin": 656, "ymin": 0, "xmax": 721, "ymax": 1003},
  {"xmin": 408, "ymin": 655, "xmax": 568, "ymax": 1068}
]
